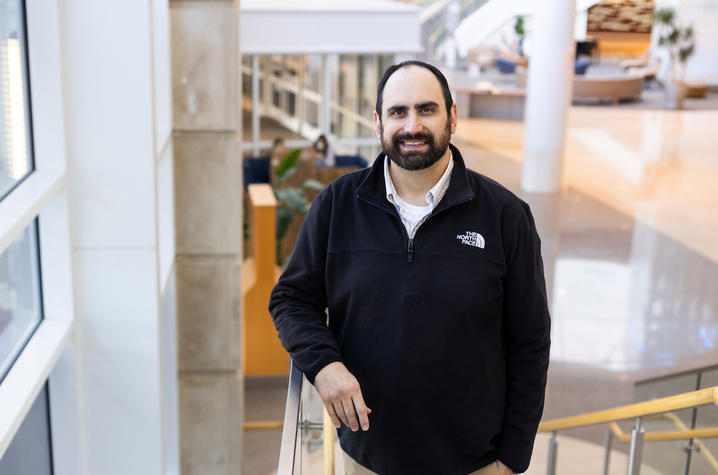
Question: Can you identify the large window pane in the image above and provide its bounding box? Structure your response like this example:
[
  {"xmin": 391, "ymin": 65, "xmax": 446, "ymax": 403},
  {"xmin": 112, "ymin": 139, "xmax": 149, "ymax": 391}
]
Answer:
[
  {"xmin": 0, "ymin": 383, "xmax": 53, "ymax": 475},
  {"xmin": 0, "ymin": 220, "xmax": 42, "ymax": 382},
  {"xmin": 0, "ymin": 0, "xmax": 33, "ymax": 199}
]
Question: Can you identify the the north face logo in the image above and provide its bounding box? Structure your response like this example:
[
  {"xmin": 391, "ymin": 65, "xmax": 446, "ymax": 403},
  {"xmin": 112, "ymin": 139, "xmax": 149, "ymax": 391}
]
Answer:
[{"xmin": 457, "ymin": 231, "xmax": 485, "ymax": 249}]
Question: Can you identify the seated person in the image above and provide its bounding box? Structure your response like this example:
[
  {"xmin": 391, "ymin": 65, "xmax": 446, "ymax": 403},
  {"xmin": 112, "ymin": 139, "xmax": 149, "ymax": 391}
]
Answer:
[{"xmin": 313, "ymin": 134, "xmax": 335, "ymax": 168}]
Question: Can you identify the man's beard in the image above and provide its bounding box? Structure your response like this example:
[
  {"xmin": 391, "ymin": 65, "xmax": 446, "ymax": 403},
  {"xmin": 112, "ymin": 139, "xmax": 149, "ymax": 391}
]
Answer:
[{"xmin": 380, "ymin": 119, "xmax": 451, "ymax": 171}]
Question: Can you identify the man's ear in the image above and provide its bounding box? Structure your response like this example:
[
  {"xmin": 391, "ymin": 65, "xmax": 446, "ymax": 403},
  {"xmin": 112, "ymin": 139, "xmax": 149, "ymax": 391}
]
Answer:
[
  {"xmin": 450, "ymin": 103, "xmax": 458, "ymax": 134},
  {"xmin": 373, "ymin": 111, "xmax": 382, "ymax": 138}
]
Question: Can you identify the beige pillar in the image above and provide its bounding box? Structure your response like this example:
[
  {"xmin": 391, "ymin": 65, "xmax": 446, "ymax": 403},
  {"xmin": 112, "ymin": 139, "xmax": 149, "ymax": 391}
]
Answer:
[{"xmin": 170, "ymin": 1, "xmax": 243, "ymax": 473}]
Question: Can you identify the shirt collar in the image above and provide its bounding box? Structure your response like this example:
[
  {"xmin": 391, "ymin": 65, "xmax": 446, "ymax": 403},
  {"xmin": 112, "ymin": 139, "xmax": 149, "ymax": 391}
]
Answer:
[{"xmin": 383, "ymin": 151, "xmax": 454, "ymax": 209}]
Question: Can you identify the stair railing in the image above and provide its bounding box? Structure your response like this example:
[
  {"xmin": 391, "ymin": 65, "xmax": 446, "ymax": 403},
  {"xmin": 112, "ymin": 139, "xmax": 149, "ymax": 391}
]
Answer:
[
  {"xmin": 277, "ymin": 361, "xmax": 304, "ymax": 474},
  {"xmin": 537, "ymin": 386, "xmax": 718, "ymax": 475}
]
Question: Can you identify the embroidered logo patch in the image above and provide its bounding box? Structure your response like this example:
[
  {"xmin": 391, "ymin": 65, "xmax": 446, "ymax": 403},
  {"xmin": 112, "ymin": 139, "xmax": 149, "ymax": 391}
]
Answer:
[{"xmin": 457, "ymin": 231, "xmax": 485, "ymax": 249}]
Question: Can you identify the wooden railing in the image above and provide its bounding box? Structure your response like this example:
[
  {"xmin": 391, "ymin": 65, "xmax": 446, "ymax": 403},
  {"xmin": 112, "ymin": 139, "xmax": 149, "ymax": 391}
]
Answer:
[
  {"xmin": 539, "ymin": 387, "xmax": 718, "ymax": 432},
  {"xmin": 537, "ymin": 386, "xmax": 718, "ymax": 474}
]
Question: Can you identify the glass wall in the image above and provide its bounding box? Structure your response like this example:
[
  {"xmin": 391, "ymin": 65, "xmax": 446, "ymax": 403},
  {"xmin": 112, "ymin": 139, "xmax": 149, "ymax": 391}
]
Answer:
[{"xmin": 0, "ymin": 0, "xmax": 33, "ymax": 200}]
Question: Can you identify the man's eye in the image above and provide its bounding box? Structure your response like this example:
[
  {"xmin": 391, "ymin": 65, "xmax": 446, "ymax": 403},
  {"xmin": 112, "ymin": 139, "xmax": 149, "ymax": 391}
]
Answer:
[
  {"xmin": 421, "ymin": 107, "xmax": 435, "ymax": 113},
  {"xmin": 391, "ymin": 110, "xmax": 405, "ymax": 117}
]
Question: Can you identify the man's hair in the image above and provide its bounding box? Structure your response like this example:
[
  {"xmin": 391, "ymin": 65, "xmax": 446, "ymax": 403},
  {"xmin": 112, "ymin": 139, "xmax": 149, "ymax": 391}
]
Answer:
[{"xmin": 375, "ymin": 60, "xmax": 453, "ymax": 119}]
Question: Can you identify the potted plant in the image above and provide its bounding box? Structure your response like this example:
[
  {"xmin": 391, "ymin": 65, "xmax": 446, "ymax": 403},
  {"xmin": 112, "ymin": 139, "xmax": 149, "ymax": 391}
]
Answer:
[
  {"xmin": 653, "ymin": 7, "xmax": 695, "ymax": 109},
  {"xmin": 272, "ymin": 148, "xmax": 324, "ymax": 264},
  {"xmin": 514, "ymin": 15, "xmax": 526, "ymax": 57}
]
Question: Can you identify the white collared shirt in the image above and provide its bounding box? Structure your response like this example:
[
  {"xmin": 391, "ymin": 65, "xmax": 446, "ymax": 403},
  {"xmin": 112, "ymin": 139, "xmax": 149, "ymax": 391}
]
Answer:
[{"xmin": 384, "ymin": 152, "xmax": 454, "ymax": 239}]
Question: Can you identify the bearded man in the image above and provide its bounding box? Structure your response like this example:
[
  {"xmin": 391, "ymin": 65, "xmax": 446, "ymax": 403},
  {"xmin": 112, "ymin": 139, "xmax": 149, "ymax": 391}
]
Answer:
[{"xmin": 269, "ymin": 61, "xmax": 551, "ymax": 475}]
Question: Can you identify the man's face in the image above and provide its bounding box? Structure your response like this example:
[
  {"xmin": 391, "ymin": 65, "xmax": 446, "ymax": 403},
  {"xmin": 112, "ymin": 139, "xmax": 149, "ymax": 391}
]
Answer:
[{"xmin": 374, "ymin": 66, "xmax": 457, "ymax": 171}]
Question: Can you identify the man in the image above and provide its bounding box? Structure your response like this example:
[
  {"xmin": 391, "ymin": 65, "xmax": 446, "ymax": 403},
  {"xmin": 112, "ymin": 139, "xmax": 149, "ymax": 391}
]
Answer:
[{"xmin": 269, "ymin": 61, "xmax": 550, "ymax": 475}]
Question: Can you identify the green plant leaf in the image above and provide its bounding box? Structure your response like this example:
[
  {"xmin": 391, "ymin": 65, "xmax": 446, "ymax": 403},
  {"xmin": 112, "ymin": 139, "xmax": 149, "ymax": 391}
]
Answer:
[
  {"xmin": 668, "ymin": 29, "xmax": 679, "ymax": 44},
  {"xmin": 284, "ymin": 189, "xmax": 306, "ymax": 211},
  {"xmin": 654, "ymin": 8, "xmax": 675, "ymax": 25},
  {"xmin": 274, "ymin": 188, "xmax": 290, "ymax": 206},
  {"xmin": 274, "ymin": 148, "xmax": 302, "ymax": 178},
  {"xmin": 301, "ymin": 179, "xmax": 325, "ymax": 191},
  {"xmin": 679, "ymin": 45, "xmax": 695, "ymax": 62},
  {"xmin": 275, "ymin": 164, "xmax": 299, "ymax": 184}
]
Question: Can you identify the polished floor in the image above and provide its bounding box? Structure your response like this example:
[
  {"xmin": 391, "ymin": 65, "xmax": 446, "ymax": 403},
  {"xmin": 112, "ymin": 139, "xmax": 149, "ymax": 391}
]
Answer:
[
  {"xmin": 455, "ymin": 106, "xmax": 718, "ymax": 458},
  {"xmin": 244, "ymin": 105, "xmax": 718, "ymax": 474}
]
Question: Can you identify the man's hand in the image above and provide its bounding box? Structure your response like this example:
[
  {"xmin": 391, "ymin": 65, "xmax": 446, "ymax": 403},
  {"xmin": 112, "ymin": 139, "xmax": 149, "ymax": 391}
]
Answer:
[
  {"xmin": 314, "ymin": 362, "xmax": 371, "ymax": 432},
  {"xmin": 496, "ymin": 460, "xmax": 516, "ymax": 475}
]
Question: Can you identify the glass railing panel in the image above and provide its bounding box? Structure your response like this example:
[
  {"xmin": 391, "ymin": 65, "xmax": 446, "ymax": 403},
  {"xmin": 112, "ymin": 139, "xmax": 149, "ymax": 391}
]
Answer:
[
  {"xmin": 297, "ymin": 376, "xmax": 326, "ymax": 474},
  {"xmin": 639, "ymin": 415, "xmax": 693, "ymax": 474},
  {"xmin": 635, "ymin": 373, "xmax": 699, "ymax": 473},
  {"xmin": 689, "ymin": 369, "xmax": 718, "ymax": 474},
  {"xmin": 278, "ymin": 362, "xmax": 302, "ymax": 474},
  {"xmin": 635, "ymin": 372, "xmax": 700, "ymax": 402},
  {"xmin": 279, "ymin": 362, "xmax": 335, "ymax": 474},
  {"xmin": 293, "ymin": 404, "xmax": 304, "ymax": 474},
  {"xmin": 688, "ymin": 405, "xmax": 718, "ymax": 474}
]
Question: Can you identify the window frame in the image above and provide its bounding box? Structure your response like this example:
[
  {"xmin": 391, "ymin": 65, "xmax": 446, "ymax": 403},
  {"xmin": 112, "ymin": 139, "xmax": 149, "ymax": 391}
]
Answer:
[{"xmin": 0, "ymin": 0, "xmax": 77, "ymax": 471}]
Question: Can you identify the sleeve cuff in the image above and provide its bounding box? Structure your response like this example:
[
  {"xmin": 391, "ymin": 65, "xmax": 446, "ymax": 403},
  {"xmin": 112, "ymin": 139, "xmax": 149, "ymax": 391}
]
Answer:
[{"xmin": 303, "ymin": 354, "xmax": 343, "ymax": 385}]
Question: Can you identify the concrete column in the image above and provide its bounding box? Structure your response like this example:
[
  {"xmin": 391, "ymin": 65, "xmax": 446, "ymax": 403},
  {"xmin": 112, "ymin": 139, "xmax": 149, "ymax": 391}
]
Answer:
[
  {"xmin": 521, "ymin": 0, "xmax": 576, "ymax": 194},
  {"xmin": 170, "ymin": 1, "xmax": 243, "ymax": 474}
]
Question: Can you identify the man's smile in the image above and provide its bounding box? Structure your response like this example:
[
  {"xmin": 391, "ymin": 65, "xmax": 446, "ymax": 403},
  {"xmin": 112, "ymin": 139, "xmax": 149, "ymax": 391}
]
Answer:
[{"xmin": 399, "ymin": 140, "xmax": 428, "ymax": 150}]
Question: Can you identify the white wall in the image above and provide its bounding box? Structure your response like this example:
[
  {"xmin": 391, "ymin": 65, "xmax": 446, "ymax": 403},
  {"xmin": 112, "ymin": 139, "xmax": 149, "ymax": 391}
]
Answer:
[{"xmin": 58, "ymin": 1, "xmax": 177, "ymax": 473}]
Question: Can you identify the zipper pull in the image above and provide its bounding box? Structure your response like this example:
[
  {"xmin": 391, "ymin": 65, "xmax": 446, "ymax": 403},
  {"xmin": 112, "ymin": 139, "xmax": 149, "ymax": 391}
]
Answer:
[{"xmin": 407, "ymin": 239, "xmax": 414, "ymax": 264}]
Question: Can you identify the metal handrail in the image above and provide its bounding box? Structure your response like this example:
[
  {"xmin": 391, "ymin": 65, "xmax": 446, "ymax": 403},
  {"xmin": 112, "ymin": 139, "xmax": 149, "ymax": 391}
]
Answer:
[
  {"xmin": 277, "ymin": 361, "xmax": 303, "ymax": 475},
  {"xmin": 538, "ymin": 387, "xmax": 718, "ymax": 432},
  {"xmin": 537, "ymin": 386, "xmax": 718, "ymax": 475}
]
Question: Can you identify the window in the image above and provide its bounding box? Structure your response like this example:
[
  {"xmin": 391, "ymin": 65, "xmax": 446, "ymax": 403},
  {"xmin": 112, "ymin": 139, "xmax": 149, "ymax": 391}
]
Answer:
[
  {"xmin": 0, "ymin": 220, "xmax": 42, "ymax": 382},
  {"xmin": 0, "ymin": 0, "xmax": 73, "ymax": 468},
  {"xmin": 0, "ymin": 0, "xmax": 40, "ymax": 384},
  {"xmin": 0, "ymin": 0, "xmax": 34, "ymax": 200},
  {"xmin": 0, "ymin": 383, "xmax": 52, "ymax": 475}
]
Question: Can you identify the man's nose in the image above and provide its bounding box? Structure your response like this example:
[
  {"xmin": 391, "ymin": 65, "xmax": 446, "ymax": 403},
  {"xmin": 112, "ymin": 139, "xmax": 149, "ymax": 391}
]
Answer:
[{"xmin": 403, "ymin": 111, "xmax": 423, "ymax": 134}]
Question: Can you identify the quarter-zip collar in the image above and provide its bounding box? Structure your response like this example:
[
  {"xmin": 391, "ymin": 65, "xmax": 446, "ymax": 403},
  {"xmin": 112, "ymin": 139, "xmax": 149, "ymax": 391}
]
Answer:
[{"xmin": 356, "ymin": 143, "xmax": 475, "ymax": 214}]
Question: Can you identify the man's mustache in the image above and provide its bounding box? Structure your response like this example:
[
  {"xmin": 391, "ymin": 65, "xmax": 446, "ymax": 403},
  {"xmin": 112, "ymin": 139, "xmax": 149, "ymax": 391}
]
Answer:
[{"xmin": 393, "ymin": 132, "xmax": 434, "ymax": 143}]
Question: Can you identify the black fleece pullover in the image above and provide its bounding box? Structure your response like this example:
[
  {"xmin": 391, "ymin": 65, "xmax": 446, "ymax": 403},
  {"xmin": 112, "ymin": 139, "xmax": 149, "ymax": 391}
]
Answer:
[{"xmin": 268, "ymin": 145, "xmax": 551, "ymax": 474}]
